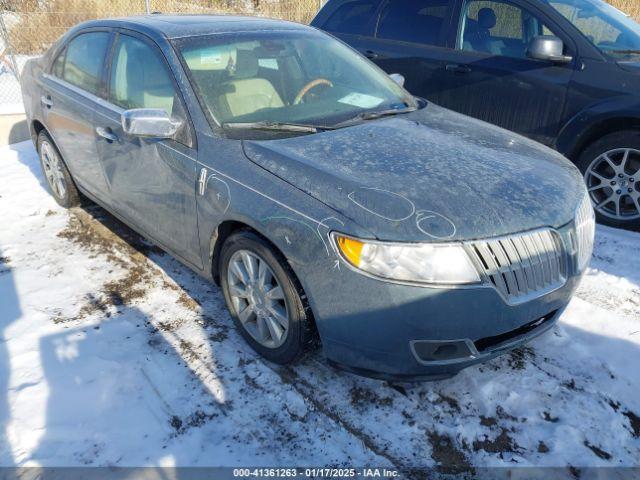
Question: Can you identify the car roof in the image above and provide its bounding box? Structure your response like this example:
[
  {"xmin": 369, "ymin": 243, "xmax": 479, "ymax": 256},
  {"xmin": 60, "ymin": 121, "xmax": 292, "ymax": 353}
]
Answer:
[{"xmin": 77, "ymin": 14, "xmax": 312, "ymax": 40}]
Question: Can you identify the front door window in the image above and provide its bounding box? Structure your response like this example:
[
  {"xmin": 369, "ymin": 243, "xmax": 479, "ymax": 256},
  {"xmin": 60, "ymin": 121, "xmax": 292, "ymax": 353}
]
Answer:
[
  {"xmin": 459, "ymin": 0, "xmax": 558, "ymax": 58},
  {"xmin": 109, "ymin": 34, "xmax": 182, "ymax": 118}
]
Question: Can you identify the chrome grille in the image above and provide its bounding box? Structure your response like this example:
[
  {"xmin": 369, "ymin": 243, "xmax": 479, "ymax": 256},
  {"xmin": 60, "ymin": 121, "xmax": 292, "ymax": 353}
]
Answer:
[
  {"xmin": 575, "ymin": 193, "xmax": 595, "ymax": 272},
  {"xmin": 468, "ymin": 229, "xmax": 566, "ymax": 303}
]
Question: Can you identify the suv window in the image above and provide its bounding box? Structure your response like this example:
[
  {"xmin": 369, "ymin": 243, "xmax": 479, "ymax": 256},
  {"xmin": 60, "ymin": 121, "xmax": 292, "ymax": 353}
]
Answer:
[
  {"xmin": 109, "ymin": 34, "xmax": 181, "ymax": 118},
  {"xmin": 56, "ymin": 32, "xmax": 110, "ymax": 95},
  {"xmin": 377, "ymin": 0, "xmax": 450, "ymax": 46},
  {"xmin": 324, "ymin": 0, "xmax": 379, "ymax": 35},
  {"xmin": 543, "ymin": 0, "xmax": 640, "ymax": 59},
  {"xmin": 460, "ymin": 0, "xmax": 557, "ymax": 58}
]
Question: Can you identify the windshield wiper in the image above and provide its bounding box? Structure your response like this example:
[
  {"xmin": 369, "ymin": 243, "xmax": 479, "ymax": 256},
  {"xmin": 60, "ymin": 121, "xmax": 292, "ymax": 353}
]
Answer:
[
  {"xmin": 222, "ymin": 121, "xmax": 331, "ymax": 133},
  {"xmin": 335, "ymin": 106, "xmax": 418, "ymax": 128}
]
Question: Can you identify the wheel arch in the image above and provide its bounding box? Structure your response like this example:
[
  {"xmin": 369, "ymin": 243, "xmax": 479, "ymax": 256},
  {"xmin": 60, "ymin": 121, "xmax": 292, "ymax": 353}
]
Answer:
[
  {"xmin": 566, "ymin": 117, "xmax": 640, "ymax": 161},
  {"xmin": 209, "ymin": 219, "xmax": 309, "ymax": 292},
  {"xmin": 209, "ymin": 218, "xmax": 320, "ymax": 342},
  {"xmin": 209, "ymin": 220, "xmax": 252, "ymax": 285},
  {"xmin": 31, "ymin": 119, "xmax": 48, "ymax": 148},
  {"xmin": 556, "ymin": 97, "xmax": 640, "ymax": 161}
]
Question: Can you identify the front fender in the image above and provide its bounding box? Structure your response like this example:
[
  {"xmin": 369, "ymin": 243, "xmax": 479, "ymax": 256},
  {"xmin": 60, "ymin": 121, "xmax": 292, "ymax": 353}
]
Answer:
[
  {"xmin": 555, "ymin": 95, "xmax": 640, "ymax": 159},
  {"xmin": 194, "ymin": 139, "xmax": 373, "ymax": 314}
]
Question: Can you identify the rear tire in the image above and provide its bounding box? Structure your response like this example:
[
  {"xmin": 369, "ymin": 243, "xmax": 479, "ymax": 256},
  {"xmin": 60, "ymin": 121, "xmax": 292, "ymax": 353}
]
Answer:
[
  {"xmin": 576, "ymin": 130, "xmax": 640, "ymax": 231},
  {"xmin": 219, "ymin": 230, "xmax": 315, "ymax": 364},
  {"xmin": 37, "ymin": 131, "xmax": 81, "ymax": 208}
]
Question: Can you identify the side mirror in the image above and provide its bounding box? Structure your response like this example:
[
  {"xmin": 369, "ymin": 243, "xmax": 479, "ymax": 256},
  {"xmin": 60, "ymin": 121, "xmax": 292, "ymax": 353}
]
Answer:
[
  {"xmin": 121, "ymin": 108, "xmax": 182, "ymax": 139},
  {"xmin": 389, "ymin": 73, "xmax": 406, "ymax": 87},
  {"xmin": 527, "ymin": 35, "xmax": 573, "ymax": 64}
]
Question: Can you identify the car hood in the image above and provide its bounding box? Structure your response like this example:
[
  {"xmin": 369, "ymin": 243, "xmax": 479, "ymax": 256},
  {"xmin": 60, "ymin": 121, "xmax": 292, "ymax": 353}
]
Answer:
[{"xmin": 242, "ymin": 104, "xmax": 584, "ymax": 242}]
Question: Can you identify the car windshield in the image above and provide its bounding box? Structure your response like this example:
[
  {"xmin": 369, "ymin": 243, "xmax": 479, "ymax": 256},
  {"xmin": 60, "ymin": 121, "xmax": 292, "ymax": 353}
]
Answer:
[
  {"xmin": 542, "ymin": 0, "xmax": 640, "ymax": 59},
  {"xmin": 174, "ymin": 30, "xmax": 417, "ymax": 130}
]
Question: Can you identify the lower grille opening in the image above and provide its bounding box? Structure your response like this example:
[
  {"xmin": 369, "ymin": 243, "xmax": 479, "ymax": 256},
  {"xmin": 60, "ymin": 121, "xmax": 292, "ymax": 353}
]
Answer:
[
  {"xmin": 412, "ymin": 340, "xmax": 474, "ymax": 363},
  {"xmin": 474, "ymin": 310, "xmax": 558, "ymax": 353}
]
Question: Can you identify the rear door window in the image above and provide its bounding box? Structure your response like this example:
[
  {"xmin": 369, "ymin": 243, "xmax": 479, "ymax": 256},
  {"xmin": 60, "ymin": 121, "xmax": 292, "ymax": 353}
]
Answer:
[
  {"xmin": 58, "ymin": 31, "xmax": 110, "ymax": 96},
  {"xmin": 377, "ymin": 0, "xmax": 451, "ymax": 46},
  {"xmin": 323, "ymin": 0, "xmax": 380, "ymax": 35}
]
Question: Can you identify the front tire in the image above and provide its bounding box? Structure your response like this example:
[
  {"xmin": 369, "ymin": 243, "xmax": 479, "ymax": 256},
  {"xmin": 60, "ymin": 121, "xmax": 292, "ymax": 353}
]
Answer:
[
  {"xmin": 577, "ymin": 130, "xmax": 640, "ymax": 231},
  {"xmin": 37, "ymin": 131, "xmax": 80, "ymax": 208},
  {"xmin": 219, "ymin": 231, "xmax": 315, "ymax": 364}
]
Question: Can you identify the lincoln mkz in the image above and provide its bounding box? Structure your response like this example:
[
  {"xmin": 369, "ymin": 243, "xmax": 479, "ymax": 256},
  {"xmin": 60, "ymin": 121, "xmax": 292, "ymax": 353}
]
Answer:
[{"xmin": 21, "ymin": 15, "xmax": 595, "ymax": 380}]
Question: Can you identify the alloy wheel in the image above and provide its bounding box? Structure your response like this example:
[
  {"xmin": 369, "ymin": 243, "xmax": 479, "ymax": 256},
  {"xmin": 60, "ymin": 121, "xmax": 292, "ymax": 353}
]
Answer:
[
  {"xmin": 227, "ymin": 249, "xmax": 289, "ymax": 349},
  {"xmin": 41, "ymin": 141, "xmax": 67, "ymax": 199},
  {"xmin": 584, "ymin": 148, "xmax": 640, "ymax": 221}
]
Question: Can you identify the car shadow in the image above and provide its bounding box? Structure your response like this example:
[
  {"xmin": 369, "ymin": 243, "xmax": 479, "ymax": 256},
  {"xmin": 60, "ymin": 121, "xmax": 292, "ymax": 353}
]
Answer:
[
  {"xmin": 0, "ymin": 248, "xmax": 19, "ymax": 466},
  {"xmin": 8, "ymin": 118, "xmax": 30, "ymax": 145},
  {"xmin": 11, "ymin": 140, "xmax": 50, "ymax": 192},
  {"xmin": 30, "ymin": 303, "xmax": 229, "ymax": 473}
]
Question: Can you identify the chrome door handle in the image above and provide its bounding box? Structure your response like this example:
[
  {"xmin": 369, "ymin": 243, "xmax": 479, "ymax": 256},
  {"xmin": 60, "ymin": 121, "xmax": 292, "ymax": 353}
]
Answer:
[
  {"xmin": 96, "ymin": 127, "xmax": 118, "ymax": 143},
  {"xmin": 364, "ymin": 50, "xmax": 380, "ymax": 60},
  {"xmin": 445, "ymin": 64, "xmax": 472, "ymax": 74},
  {"xmin": 198, "ymin": 167, "xmax": 207, "ymax": 196},
  {"xmin": 40, "ymin": 95, "xmax": 53, "ymax": 108}
]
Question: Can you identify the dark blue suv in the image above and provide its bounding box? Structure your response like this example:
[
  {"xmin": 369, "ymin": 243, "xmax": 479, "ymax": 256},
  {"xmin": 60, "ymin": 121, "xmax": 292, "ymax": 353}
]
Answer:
[{"xmin": 312, "ymin": 0, "xmax": 640, "ymax": 230}]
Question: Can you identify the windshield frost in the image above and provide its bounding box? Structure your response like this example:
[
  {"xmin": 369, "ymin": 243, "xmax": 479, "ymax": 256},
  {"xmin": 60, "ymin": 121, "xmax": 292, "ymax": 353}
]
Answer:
[
  {"xmin": 544, "ymin": 0, "xmax": 640, "ymax": 58},
  {"xmin": 175, "ymin": 31, "xmax": 416, "ymax": 128}
]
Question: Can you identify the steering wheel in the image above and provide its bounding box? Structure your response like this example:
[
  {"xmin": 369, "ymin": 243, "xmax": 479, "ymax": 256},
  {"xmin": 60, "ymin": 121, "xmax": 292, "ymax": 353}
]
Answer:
[{"xmin": 294, "ymin": 78, "xmax": 334, "ymax": 105}]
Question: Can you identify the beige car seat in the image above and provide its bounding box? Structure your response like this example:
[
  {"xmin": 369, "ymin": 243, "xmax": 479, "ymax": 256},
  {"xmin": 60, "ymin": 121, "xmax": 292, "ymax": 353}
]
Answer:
[{"xmin": 216, "ymin": 49, "xmax": 284, "ymax": 118}]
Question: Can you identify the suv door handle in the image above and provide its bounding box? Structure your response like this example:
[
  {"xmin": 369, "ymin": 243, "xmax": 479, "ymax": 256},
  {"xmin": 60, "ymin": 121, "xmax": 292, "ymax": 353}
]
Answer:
[
  {"xmin": 364, "ymin": 50, "xmax": 380, "ymax": 60},
  {"xmin": 445, "ymin": 64, "xmax": 472, "ymax": 74},
  {"xmin": 96, "ymin": 127, "xmax": 118, "ymax": 143},
  {"xmin": 40, "ymin": 95, "xmax": 53, "ymax": 108}
]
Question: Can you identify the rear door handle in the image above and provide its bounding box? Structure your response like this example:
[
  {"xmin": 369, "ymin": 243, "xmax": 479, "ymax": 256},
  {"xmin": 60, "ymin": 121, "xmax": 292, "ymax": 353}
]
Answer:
[
  {"xmin": 40, "ymin": 95, "xmax": 53, "ymax": 108},
  {"xmin": 445, "ymin": 64, "xmax": 472, "ymax": 74},
  {"xmin": 96, "ymin": 127, "xmax": 118, "ymax": 143}
]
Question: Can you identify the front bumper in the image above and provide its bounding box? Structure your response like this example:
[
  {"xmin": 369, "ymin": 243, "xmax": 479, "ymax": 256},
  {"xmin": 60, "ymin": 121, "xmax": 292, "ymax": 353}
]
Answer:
[
  {"xmin": 327, "ymin": 306, "xmax": 564, "ymax": 381},
  {"xmin": 298, "ymin": 224, "xmax": 583, "ymax": 381}
]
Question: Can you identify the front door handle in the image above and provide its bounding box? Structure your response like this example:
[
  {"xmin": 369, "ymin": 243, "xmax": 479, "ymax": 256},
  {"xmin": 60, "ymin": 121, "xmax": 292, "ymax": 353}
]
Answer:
[
  {"xmin": 445, "ymin": 64, "xmax": 472, "ymax": 74},
  {"xmin": 40, "ymin": 95, "xmax": 53, "ymax": 108},
  {"xmin": 96, "ymin": 127, "xmax": 118, "ymax": 143},
  {"xmin": 364, "ymin": 50, "xmax": 380, "ymax": 60},
  {"xmin": 198, "ymin": 167, "xmax": 207, "ymax": 196}
]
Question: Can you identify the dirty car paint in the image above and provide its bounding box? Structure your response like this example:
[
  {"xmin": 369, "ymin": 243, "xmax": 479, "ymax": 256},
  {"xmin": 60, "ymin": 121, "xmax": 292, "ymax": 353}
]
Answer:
[{"xmin": 243, "ymin": 103, "xmax": 584, "ymax": 242}]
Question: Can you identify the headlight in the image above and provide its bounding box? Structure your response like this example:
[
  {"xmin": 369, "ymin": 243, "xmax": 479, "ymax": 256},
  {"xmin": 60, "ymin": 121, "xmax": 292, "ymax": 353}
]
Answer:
[
  {"xmin": 575, "ymin": 191, "xmax": 595, "ymax": 271},
  {"xmin": 333, "ymin": 233, "xmax": 481, "ymax": 285}
]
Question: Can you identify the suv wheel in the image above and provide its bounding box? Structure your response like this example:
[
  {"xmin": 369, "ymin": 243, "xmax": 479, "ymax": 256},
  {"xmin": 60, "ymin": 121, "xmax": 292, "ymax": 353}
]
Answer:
[
  {"xmin": 577, "ymin": 130, "xmax": 640, "ymax": 231},
  {"xmin": 37, "ymin": 131, "xmax": 81, "ymax": 208},
  {"xmin": 219, "ymin": 231, "xmax": 315, "ymax": 364}
]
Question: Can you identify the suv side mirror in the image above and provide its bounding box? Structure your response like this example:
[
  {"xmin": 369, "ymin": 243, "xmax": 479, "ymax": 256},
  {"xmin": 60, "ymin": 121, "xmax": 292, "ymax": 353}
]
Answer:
[
  {"xmin": 389, "ymin": 73, "xmax": 405, "ymax": 87},
  {"xmin": 527, "ymin": 35, "xmax": 573, "ymax": 64},
  {"xmin": 121, "ymin": 108, "xmax": 182, "ymax": 139}
]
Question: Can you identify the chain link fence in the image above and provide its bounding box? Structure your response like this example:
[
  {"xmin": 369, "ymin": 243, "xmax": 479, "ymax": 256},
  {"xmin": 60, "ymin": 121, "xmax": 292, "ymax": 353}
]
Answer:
[
  {"xmin": 2, "ymin": 0, "xmax": 639, "ymax": 113},
  {"xmin": 0, "ymin": 0, "xmax": 324, "ymax": 112}
]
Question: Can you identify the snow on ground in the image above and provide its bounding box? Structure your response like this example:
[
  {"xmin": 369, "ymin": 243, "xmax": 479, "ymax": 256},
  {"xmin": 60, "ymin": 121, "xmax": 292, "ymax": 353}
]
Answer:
[{"xmin": 0, "ymin": 140, "xmax": 639, "ymax": 474}]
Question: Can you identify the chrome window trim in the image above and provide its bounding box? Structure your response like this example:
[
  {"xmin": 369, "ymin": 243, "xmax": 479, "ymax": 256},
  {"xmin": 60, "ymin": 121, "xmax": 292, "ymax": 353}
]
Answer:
[{"xmin": 43, "ymin": 73, "xmax": 124, "ymax": 124}]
